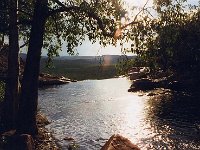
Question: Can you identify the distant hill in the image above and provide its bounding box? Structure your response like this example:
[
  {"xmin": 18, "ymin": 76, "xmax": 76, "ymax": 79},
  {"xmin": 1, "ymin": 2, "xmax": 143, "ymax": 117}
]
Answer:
[
  {"xmin": 19, "ymin": 53, "xmax": 136, "ymax": 80},
  {"xmin": 52, "ymin": 55, "xmax": 135, "ymax": 64},
  {"xmin": 20, "ymin": 53, "xmax": 135, "ymax": 65}
]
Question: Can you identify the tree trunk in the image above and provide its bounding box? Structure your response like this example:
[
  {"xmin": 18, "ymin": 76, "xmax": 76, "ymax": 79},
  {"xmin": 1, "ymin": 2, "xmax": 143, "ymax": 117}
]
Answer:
[
  {"xmin": 3, "ymin": 0, "xmax": 20, "ymax": 131},
  {"xmin": 17, "ymin": 0, "xmax": 48, "ymax": 135}
]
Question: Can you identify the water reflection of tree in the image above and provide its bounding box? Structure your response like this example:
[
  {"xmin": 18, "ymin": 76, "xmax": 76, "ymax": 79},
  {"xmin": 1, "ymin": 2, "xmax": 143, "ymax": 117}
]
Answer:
[{"xmin": 144, "ymin": 90, "xmax": 200, "ymax": 149}]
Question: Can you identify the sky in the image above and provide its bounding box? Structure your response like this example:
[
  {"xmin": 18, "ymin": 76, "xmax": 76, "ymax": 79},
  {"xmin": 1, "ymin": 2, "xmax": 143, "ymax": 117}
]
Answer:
[{"xmin": 34, "ymin": 0, "xmax": 199, "ymax": 56}]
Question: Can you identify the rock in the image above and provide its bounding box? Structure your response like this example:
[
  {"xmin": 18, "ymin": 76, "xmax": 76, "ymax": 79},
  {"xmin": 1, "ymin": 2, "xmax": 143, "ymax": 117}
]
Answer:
[
  {"xmin": 128, "ymin": 78, "xmax": 158, "ymax": 92},
  {"xmin": 35, "ymin": 125, "xmax": 59, "ymax": 150},
  {"xmin": 138, "ymin": 93, "xmax": 144, "ymax": 96},
  {"xmin": 63, "ymin": 137, "xmax": 75, "ymax": 141},
  {"xmin": 128, "ymin": 67, "xmax": 149, "ymax": 80},
  {"xmin": 167, "ymin": 81, "xmax": 186, "ymax": 90},
  {"xmin": 147, "ymin": 92, "xmax": 156, "ymax": 96},
  {"xmin": 36, "ymin": 113, "xmax": 50, "ymax": 127},
  {"xmin": 101, "ymin": 134, "xmax": 140, "ymax": 150},
  {"xmin": 71, "ymin": 79, "xmax": 77, "ymax": 82},
  {"xmin": 38, "ymin": 73, "xmax": 70, "ymax": 87},
  {"xmin": 3, "ymin": 134, "xmax": 35, "ymax": 150}
]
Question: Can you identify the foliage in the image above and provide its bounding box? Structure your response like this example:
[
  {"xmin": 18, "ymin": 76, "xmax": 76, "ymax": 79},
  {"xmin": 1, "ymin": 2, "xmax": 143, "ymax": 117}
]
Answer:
[
  {"xmin": 1, "ymin": 0, "xmax": 126, "ymax": 57},
  {"xmin": 43, "ymin": 0, "xmax": 126, "ymax": 64},
  {"xmin": 124, "ymin": 0, "xmax": 200, "ymax": 80},
  {"xmin": 115, "ymin": 58, "xmax": 135, "ymax": 75}
]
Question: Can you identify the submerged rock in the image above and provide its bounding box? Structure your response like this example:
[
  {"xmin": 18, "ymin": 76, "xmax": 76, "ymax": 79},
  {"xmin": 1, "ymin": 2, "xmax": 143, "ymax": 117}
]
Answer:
[
  {"xmin": 63, "ymin": 137, "xmax": 75, "ymax": 141},
  {"xmin": 101, "ymin": 134, "xmax": 140, "ymax": 150}
]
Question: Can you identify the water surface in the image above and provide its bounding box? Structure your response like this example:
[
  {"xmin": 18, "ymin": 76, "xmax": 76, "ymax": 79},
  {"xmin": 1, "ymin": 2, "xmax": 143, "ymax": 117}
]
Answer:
[{"xmin": 39, "ymin": 78, "xmax": 200, "ymax": 150}]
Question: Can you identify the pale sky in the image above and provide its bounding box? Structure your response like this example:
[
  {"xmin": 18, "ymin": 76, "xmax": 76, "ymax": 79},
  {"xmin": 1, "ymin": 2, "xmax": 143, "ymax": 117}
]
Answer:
[{"xmin": 54, "ymin": 0, "xmax": 198, "ymax": 56}]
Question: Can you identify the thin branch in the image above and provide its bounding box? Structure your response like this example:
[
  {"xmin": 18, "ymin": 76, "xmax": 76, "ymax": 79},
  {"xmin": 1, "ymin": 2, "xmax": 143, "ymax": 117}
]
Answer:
[
  {"xmin": 121, "ymin": 0, "xmax": 150, "ymax": 30},
  {"xmin": 20, "ymin": 41, "xmax": 29, "ymax": 48},
  {"xmin": 52, "ymin": 0, "xmax": 67, "ymax": 8}
]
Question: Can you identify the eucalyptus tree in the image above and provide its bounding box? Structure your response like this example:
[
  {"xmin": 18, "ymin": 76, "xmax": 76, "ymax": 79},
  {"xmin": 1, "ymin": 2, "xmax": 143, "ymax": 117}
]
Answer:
[{"xmin": 16, "ymin": 0, "xmax": 126, "ymax": 134}]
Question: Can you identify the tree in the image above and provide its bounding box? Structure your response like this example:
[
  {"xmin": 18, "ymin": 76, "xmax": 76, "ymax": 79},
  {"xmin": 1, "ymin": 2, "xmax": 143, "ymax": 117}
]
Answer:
[
  {"xmin": 2, "ymin": 0, "xmax": 20, "ymax": 131},
  {"xmin": 122, "ymin": 0, "xmax": 200, "ymax": 79},
  {"xmin": 16, "ymin": 0, "xmax": 125, "ymax": 134}
]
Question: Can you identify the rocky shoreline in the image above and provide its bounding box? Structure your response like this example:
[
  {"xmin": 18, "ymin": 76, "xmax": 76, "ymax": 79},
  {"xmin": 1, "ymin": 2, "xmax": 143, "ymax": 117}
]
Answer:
[
  {"xmin": 128, "ymin": 67, "xmax": 200, "ymax": 93},
  {"xmin": 0, "ymin": 112, "xmax": 60, "ymax": 150},
  {"xmin": 35, "ymin": 113, "xmax": 60, "ymax": 150},
  {"xmin": 38, "ymin": 73, "xmax": 76, "ymax": 87}
]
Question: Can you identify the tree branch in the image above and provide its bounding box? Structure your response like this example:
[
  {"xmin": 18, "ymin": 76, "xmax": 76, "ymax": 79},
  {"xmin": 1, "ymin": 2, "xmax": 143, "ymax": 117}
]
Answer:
[
  {"xmin": 47, "ymin": 6, "xmax": 80, "ymax": 17},
  {"xmin": 52, "ymin": 0, "xmax": 67, "ymax": 8},
  {"xmin": 120, "ymin": 0, "xmax": 150, "ymax": 30},
  {"xmin": 20, "ymin": 41, "xmax": 29, "ymax": 48},
  {"xmin": 47, "ymin": 0, "xmax": 113, "ymax": 37},
  {"xmin": 87, "ymin": 11, "xmax": 113, "ymax": 37}
]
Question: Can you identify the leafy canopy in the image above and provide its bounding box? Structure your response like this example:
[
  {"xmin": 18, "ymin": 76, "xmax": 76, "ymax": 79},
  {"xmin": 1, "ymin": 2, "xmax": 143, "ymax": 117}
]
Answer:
[
  {"xmin": 120, "ymin": 0, "xmax": 200, "ymax": 79},
  {"xmin": 1, "ymin": 0, "xmax": 127, "ymax": 57}
]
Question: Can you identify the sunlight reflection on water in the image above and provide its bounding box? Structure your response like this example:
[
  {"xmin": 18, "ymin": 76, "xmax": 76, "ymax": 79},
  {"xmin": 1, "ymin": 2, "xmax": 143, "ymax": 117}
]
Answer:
[{"xmin": 39, "ymin": 78, "xmax": 200, "ymax": 150}]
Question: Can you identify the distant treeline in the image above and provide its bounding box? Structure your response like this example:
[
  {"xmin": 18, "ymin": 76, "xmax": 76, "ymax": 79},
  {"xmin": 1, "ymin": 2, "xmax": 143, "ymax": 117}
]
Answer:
[{"xmin": 39, "ymin": 55, "xmax": 135, "ymax": 80}]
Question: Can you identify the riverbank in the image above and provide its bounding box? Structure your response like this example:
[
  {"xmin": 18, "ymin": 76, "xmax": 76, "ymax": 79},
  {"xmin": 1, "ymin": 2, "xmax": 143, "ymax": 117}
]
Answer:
[
  {"xmin": 0, "ymin": 113, "xmax": 60, "ymax": 150},
  {"xmin": 128, "ymin": 67, "xmax": 200, "ymax": 92},
  {"xmin": 35, "ymin": 113, "xmax": 60, "ymax": 150}
]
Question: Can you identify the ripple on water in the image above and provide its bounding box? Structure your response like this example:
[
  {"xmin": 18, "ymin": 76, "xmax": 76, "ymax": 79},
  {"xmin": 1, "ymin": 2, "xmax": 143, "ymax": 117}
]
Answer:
[{"xmin": 39, "ymin": 78, "xmax": 200, "ymax": 150}]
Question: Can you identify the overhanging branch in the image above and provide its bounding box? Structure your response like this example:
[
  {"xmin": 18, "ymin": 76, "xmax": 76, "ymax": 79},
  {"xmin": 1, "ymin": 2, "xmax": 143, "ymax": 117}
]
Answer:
[
  {"xmin": 120, "ymin": 0, "xmax": 150, "ymax": 30},
  {"xmin": 47, "ymin": 0, "xmax": 113, "ymax": 37}
]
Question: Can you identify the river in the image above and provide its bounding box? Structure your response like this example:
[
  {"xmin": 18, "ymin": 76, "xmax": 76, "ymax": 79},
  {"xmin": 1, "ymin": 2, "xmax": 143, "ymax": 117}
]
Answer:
[{"xmin": 38, "ymin": 78, "xmax": 200, "ymax": 150}]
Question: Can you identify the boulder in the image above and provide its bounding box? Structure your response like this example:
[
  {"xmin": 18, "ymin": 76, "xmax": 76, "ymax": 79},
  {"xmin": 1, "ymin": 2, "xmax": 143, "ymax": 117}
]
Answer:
[{"xmin": 101, "ymin": 134, "xmax": 140, "ymax": 150}]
